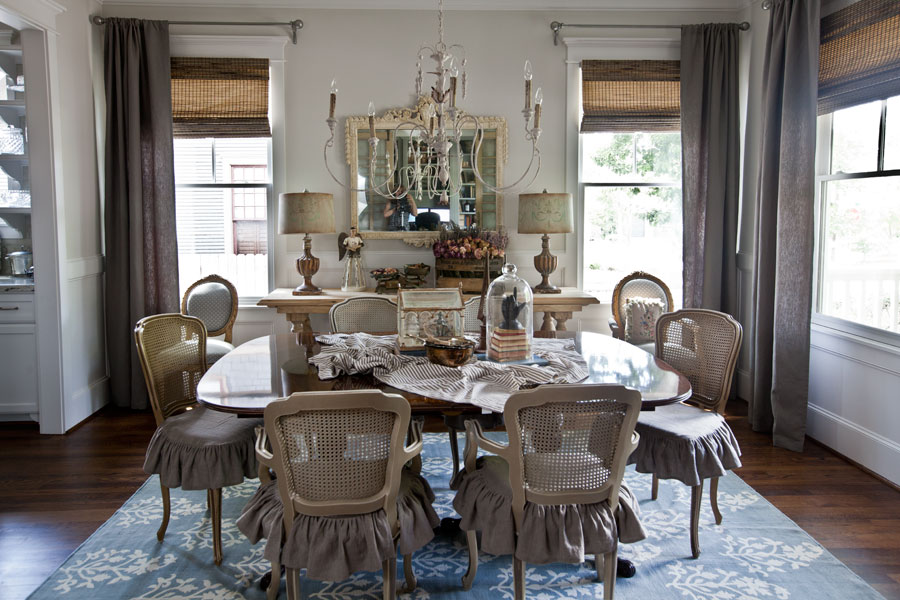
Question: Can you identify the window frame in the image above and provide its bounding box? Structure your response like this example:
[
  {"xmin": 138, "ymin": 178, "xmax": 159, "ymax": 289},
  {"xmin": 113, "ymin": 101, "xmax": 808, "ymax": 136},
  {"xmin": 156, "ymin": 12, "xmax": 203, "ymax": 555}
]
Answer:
[
  {"xmin": 563, "ymin": 36, "xmax": 681, "ymax": 295},
  {"xmin": 812, "ymin": 103, "xmax": 900, "ymax": 348},
  {"xmin": 169, "ymin": 34, "xmax": 287, "ymax": 305}
]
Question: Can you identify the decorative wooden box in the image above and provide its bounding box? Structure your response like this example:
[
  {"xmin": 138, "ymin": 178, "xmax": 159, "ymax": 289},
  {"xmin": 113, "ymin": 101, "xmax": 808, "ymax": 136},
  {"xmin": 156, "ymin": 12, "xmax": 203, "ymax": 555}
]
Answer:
[
  {"xmin": 396, "ymin": 287, "xmax": 465, "ymax": 350},
  {"xmin": 435, "ymin": 258, "xmax": 503, "ymax": 293}
]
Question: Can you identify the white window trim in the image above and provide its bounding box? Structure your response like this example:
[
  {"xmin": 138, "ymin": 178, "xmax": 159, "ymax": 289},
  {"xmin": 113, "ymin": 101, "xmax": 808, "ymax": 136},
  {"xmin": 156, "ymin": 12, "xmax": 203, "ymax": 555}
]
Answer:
[
  {"xmin": 563, "ymin": 36, "xmax": 680, "ymax": 294},
  {"xmin": 169, "ymin": 35, "xmax": 287, "ymax": 306},
  {"xmin": 811, "ymin": 109, "xmax": 900, "ymax": 350}
]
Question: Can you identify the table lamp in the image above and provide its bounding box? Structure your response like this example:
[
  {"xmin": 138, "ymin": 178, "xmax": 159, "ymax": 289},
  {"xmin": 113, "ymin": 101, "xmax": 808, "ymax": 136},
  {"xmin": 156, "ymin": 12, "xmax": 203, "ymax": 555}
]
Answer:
[
  {"xmin": 278, "ymin": 191, "xmax": 336, "ymax": 295},
  {"xmin": 517, "ymin": 190, "xmax": 574, "ymax": 294}
]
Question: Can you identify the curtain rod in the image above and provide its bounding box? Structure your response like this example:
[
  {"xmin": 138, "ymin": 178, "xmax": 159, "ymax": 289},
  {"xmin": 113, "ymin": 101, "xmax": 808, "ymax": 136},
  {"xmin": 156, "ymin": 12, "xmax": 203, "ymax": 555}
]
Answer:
[
  {"xmin": 89, "ymin": 15, "xmax": 303, "ymax": 45},
  {"xmin": 550, "ymin": 20, "xmax": 750, "ymax": 46}
]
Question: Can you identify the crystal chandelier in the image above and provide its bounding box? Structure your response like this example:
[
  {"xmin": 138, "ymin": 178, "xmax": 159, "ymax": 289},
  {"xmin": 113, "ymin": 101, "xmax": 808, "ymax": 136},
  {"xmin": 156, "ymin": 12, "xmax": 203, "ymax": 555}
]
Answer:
[{"xmin": 324, "ymin": 0, "xmax": 542, "ymax": 207}]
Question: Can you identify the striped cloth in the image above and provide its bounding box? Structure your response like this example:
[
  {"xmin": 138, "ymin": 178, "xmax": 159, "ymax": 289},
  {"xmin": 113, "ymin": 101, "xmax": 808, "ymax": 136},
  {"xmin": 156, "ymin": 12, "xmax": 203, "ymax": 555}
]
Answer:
[{"xmin": 310, "ymin": 334, "xmax": 588, "ymax": 413}]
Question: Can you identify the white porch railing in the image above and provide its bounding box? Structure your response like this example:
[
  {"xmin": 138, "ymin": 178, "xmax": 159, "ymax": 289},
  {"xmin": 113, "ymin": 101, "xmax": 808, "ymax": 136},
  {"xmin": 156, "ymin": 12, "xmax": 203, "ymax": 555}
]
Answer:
[
  {"xmin": 821, "ymin": 265, "xmax": 900, "ymax": 333},
  {"xmin": 178, "ymin": 253, "xmax": 268, "ymax": 299}
]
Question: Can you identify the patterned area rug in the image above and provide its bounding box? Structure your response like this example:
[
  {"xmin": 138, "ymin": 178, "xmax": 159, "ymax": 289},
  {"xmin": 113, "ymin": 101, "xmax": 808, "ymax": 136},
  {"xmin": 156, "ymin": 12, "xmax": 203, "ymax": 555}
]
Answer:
[{"xmin": 28, "ymin": 433, "xmax": 884, "ymax": 599}]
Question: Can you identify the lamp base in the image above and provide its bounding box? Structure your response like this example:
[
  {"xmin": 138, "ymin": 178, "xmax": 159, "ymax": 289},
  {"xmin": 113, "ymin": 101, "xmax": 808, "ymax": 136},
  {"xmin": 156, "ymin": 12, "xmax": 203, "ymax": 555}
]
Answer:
[
  {"xmin": 293, "ymin": 234, "xmax": 323, "ymax": 295},
  {"xmin": 533, "ymin": 233, "xmax": 562, "ymax": 294}
]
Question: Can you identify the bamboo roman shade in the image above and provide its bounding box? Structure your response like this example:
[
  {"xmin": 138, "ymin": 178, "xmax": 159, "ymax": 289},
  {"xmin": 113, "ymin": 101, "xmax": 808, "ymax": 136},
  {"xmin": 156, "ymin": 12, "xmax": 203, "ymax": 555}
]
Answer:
[
  {"xmin": 581, "ymin": 60, "xmax": 681, "ymax": 132},
  {"xmin": 171, "ymin": 57, "xmax": 271, "ymax": 138},
  {"xmin": 818, "ymin": 0, "xmax": 900, "ymax": 115}
]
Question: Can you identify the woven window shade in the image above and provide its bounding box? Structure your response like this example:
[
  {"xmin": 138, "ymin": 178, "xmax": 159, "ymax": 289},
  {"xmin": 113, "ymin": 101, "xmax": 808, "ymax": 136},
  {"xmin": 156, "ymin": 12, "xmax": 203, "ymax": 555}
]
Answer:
[
  {"xmin": 819, "ymin": 0, "xmax": 900, "ymax": 115},
  {"xmin": 581, "ymin": 60, "xmax": 680, "ymax": 132},
  {"xmin": 171, "ymin": 57, "xmax": 271, "ymax": 138}
]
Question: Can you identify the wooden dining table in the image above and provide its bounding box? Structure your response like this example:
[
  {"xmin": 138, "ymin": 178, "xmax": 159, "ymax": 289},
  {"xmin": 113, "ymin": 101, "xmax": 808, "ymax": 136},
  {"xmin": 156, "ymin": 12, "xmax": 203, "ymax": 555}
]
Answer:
[{"xmin": 197, "ymin": 331, "xmax": 691, "ymax": 415}]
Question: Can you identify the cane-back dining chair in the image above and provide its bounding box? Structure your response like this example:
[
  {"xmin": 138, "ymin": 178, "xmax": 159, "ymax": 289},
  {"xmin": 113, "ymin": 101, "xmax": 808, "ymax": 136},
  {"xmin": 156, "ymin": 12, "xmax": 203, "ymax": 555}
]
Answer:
[
  {"xmin": 608, "ymin": 271, "xmax": 674, "ymax": 353},
  {"xmin": 453, "ymin": 384, "xmax": 646, "ymax": 600},
  {"xmin": 237, "ymin": 390, "xmax": 440, "ymax": 600},
  {"xmin": 329, "ymin": 297, "xmax": 398, "ymax": 334},
  {"xmin": 181, "ymin": 274, "xmax": 239, "ymax": 365},
  {"xmin": 134, "ymin": 313, "xmax": 259, "ymax": 565},
  {"xmin": 628, "ymin": 308, "xmax": 743, "ymax": 558}
]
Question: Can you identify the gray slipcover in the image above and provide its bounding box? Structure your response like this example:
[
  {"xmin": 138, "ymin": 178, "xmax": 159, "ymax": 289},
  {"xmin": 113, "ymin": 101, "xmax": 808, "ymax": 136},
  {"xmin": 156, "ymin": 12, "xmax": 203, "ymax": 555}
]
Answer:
[
  {"xmin": 206, "ymin": 339, "xmax": 235, "ymax": 365},
  {"xmin": 143, "ymin": 406, "xmax": 260, "ymax": 490},
  {"xmin": 629, "ymin": 402, "xmax": 742, "ymax": 486},
  {"xmin": 237, "ymin": 469, "xmax": 440, "ymax": 582},
  {"xmin": 452, "ymin": 456, "xmax": 646, "ymax": 565},
  {"xmin": 185, "ymin": 282, "xmax": 233, "ymax": 332}
]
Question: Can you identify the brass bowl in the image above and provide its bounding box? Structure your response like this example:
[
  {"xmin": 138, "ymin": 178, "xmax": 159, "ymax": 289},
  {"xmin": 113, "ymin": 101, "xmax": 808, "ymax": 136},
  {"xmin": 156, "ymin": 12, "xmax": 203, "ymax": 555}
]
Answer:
[{"xmin": 425, "ymin": 336, "xmax": 475, "ymax": 367}]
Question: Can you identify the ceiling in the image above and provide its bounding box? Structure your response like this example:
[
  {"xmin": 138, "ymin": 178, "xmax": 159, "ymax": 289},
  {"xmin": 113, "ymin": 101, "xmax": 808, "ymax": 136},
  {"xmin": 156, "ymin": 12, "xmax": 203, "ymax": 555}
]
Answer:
[{"xmin": 98, "ymin": 0, "xmax": 754, "ymax": 11}]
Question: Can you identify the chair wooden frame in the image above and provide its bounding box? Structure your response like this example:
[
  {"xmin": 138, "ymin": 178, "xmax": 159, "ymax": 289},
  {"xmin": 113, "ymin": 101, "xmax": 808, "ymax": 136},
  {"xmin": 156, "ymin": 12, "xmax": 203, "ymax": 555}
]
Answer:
[
  {"xmin": 181, "ymin": 274, "xmax": 239, "ymax": 343},
  {"xmin": 135, "ymin": 313, "xmax": 229, "ymax": 565},
  {"xmin": 608, "ymin": 271, "xmax": 674, "ymax": 341},
  {"xmin": 649, "ymin": 308, "xmax": 743, "ymax": 558},
  {"xmin": 460, "ymin": 384, "xmax": 641, "ymax": 600},
  {"xmin": 328, "ymin": 296, "xmax": 399, "ymax": 334},
  {"xmin": 255, "ymin": 390, "xmax": 424, "ymax": 600}
]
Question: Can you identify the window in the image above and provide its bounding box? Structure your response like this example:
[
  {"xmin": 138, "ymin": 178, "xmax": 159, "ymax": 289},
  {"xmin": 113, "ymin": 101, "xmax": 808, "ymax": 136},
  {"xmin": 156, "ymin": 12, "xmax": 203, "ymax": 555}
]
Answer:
[
  {"xmin": 581, "ymin": 132, "xmax": 683, "ymax": 305},
  {"xmin": 174, "ymin": 138, "xmax": 271, "ymax": 298},
  {"xmin": 814, "ymin": 96, "xmax": 900, "ymax": 335},
  {"xmin": 578, "ymin": 59, "xmax": 683, "ymax": 305},
  {"xmin": 171, "ymin": 57, "xmax": 273, "ymax": 299}
]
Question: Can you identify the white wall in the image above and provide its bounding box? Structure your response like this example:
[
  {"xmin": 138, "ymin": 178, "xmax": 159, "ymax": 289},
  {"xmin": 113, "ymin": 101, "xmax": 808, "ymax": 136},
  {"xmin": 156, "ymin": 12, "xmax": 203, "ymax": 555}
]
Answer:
[{"xmin": 100, "ymin": 4, "xmax": 734, "ymax": 341}]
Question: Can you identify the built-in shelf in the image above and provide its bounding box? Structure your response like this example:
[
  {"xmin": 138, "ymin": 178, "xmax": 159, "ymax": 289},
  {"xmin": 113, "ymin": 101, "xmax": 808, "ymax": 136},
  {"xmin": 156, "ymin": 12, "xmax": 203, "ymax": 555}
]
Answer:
[
  {"xmin": 0, "ymin": 207, "xmax": 30, "ymax": 214},
  {"xmin": 0, "ymin": 154, "xmax": 27, "ymax": 162}
]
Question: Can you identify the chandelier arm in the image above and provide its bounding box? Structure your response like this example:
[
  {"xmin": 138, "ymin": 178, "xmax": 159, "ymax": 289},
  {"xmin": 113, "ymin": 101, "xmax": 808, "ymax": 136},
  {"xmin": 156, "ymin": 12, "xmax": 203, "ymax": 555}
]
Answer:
[{"xmin": 364, "ymin": 119, "xmax": 432, "ymax": 199}]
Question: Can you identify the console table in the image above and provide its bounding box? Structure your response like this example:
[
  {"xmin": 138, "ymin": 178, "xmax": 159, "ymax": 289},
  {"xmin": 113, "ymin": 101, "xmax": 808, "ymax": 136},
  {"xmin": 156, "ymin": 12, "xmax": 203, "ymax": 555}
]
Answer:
[{"xmin": 258, "ymin": 287, "xmax": 599, "ymax": 337}]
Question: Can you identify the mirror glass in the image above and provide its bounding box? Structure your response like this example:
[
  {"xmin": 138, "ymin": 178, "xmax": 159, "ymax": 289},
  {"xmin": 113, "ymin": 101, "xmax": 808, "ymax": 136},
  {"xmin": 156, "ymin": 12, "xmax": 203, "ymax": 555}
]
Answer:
[{"xmin": 347, "ymin": 98, "xmax": 506, "ymax": 246}]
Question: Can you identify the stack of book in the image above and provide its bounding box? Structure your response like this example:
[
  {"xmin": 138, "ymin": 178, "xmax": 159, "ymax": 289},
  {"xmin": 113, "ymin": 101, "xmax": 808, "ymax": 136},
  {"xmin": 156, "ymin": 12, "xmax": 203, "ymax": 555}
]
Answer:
[{"xmin": 488, "ymin": 328, "xmax": 530, "ymax": 362}]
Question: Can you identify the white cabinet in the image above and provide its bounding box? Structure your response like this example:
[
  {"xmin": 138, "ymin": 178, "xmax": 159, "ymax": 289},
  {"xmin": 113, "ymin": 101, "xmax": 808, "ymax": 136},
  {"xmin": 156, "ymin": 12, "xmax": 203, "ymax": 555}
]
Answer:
[{"xmin": 0, "ymin": 293, "xmax": 37, "ymax": 417}]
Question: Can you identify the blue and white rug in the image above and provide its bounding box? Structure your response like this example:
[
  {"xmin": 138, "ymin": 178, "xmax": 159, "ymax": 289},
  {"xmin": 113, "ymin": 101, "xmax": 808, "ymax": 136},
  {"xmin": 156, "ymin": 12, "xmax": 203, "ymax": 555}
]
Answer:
[{"xmin": 27, "ymin": 433, "xmax": 884, "ymax": 599}]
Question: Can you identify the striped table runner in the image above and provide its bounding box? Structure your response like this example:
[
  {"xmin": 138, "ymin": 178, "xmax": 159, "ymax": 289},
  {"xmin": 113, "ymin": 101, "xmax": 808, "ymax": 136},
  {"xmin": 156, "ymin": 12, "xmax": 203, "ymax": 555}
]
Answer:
[{"xmin": 310, "ymin": 333, "xmax": 588, "ymax": 413}]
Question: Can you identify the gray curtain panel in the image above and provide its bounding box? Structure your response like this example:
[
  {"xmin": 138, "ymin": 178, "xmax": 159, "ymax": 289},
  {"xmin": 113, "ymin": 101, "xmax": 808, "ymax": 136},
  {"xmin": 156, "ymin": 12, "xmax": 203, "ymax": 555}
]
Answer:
[
  {"xmin": 750, "ymin": 0, "xmax": 820, "ymax": 451},
  {"xmin": 103, "ymin": 19, "xmax": 180, "ymax": 409},
  {"xmin": 680, "ymin": 23, "xmax": 741, "ymax": 315}
]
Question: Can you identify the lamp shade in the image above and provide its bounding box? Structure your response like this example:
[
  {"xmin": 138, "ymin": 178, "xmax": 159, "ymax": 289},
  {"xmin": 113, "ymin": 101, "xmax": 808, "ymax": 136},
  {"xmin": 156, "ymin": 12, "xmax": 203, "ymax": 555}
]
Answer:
[
  {"xmin": 278, "ymin": 191, "xmax": 336, "ymax": 234},
  {"xmin": 517, "ymin": 191, "xmax": 574, "ymax": 234}
]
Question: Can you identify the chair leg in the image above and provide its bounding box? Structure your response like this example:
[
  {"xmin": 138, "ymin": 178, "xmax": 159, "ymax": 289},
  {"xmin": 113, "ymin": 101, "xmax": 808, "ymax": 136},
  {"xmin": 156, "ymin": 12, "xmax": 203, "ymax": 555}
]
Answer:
[
  {"xmin": 594, "ymin": 553, "xmax": 602, "ymax": 582},
  {"xmin": 285, "ymin": 567, "xmax": 300, "ymax": 600},
  {"xmin": 382, "ymin": 557, "xmax": 397, "ymax": 600},
  {"xmin": 651, "ymin": 474, "xmax": 659, "ymax": 500},
  {"xmin": 690, "ymin": 483, "xmax": 702, "ymax": 559},
  {"xmin": 449, "ymin": 427, "xmax": 461, "ymax": 483},
  {"xmin": 401, "ymin": 554, "xmax": 417, "ymax": 593},
  {"xmin": 266, "ymin": 561, "xmax": 280, "ymax": 600},
  {"xmin": 462, "ymin": 529, "xmax": 478, "ymax": 590},
  {"xmin": 210, "ymin": 488, "xmax": 223, "ymax": 565},
  {"xmin": 513, "ymin": 557, "xmax": 526, "ymax": 600},
  {"xmin": 157, "ymin": 483, "xmax": 171, "ymax": 542},
  {"xmin": 602, "ymin": 548, "xmax": 617, "ymax": 600},
  {"xmin": 710, "ymin": 477, "xmax": 722, "ymax": 525}
]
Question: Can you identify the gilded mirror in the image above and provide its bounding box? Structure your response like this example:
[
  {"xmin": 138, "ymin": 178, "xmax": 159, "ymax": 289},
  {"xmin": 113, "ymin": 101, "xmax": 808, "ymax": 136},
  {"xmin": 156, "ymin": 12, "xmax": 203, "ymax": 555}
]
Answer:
[{"xmin": 346, "ymin": 96, "xmax": 507, "ymax": 247}]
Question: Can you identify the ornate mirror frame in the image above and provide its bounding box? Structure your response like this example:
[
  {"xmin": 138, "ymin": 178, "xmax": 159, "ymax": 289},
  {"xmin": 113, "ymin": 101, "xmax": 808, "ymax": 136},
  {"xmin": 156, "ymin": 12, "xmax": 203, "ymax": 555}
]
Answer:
[{"xmin": 345, "ymin": 96, "xmax": 508, "ymax": 247}]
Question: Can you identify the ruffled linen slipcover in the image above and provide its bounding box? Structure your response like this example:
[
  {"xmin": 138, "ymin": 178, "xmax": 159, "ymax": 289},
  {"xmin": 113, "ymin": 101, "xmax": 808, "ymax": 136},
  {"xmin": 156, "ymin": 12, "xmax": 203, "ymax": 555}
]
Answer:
[
  {"xmin": 143, "ymin": 406, "xmax": 260, "ymax": 490},
  {"xmin": 452, "ymin": 456, "xmax": 646, "ymax": 565},
  {"xmin": 237, "ymin": 469, "xmax": 441, "ymax": 582},
  {"xmin": 628, "ymin": 402, "xmax": 742, "ymax": 486}
]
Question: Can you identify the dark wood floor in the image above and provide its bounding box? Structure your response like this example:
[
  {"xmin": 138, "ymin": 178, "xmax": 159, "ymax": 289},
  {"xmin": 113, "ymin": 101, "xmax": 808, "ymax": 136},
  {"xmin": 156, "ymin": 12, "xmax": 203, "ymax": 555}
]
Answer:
[{"xmin": 1, "ymin": 401, "xmax": 898, "ymax": 600}]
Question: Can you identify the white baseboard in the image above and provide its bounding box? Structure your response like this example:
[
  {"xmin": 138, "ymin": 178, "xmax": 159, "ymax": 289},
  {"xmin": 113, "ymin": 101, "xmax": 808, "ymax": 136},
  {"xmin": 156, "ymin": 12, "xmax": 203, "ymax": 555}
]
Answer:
[
  {"xmin": 807, "ymin": 403, "xmax": 900, "ymax": 486},
  {"xmin": 66, "ymin": 375, "xmax": 109, "ymax": 431}
]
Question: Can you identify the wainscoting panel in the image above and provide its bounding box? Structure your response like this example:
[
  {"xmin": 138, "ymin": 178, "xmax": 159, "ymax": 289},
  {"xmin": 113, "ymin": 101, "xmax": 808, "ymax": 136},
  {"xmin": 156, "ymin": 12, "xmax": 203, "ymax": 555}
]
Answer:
[{"xmin": 808, "ymin": 324, "xmax": 900, "ymax": 486}]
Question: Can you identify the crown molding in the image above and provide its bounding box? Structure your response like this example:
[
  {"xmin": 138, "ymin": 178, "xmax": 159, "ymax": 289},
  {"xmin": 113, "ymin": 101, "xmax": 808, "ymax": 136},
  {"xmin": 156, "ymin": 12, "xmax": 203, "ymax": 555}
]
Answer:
[
  {"xmin": 98, "ymin": 0, "xmax": 743, "ymax": 11},
  {"xmin": 0, "ymin": 0, "xmax": 66, "ymax": 31}
]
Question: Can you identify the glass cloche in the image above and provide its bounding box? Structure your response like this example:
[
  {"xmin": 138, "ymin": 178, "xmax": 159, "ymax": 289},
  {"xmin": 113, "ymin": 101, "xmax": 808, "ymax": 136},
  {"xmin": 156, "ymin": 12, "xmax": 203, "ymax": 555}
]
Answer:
[{"xmin": 486, "ymin": 264, "xmax": 534, "ymax": 362}]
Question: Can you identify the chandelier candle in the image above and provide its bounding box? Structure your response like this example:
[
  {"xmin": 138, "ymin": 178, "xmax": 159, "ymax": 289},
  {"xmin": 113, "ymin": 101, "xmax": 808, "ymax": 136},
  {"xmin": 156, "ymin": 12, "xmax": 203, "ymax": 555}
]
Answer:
[{"xmin": 329, "ymin": 79, "xmax": 337, "ymax": 119}]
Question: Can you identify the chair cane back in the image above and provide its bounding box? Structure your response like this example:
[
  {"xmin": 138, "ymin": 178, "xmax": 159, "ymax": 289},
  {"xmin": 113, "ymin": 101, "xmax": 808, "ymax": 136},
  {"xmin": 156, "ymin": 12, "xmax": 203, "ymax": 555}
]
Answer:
[
  {"xmin": 655, "ymin": 309, "xmax": 743, "ymax": 414},
  {"xmin": 608, "ymin": 271, "xmax": 674, "ymax": 340},
  {"xmin": 181, "ymin": 274, "xmax": 239, "ymax": 343},
  {"xmin": 255, "ymin": 390, "xmax": 424, "ymax": 599},
  {"xmin": 329, "ymin": 297, "xmax": 399, "ymax": 334},
  {"xmin": 460, "ymin": 384, "xmax": 641, "ymax": 600},
  {"xmin": 134, "ymin": 313, "xmax": 208, "ymax": 427},
  {"xmin": 463, "ymin": 296, "xmax": 483, "ymax": 332}
]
